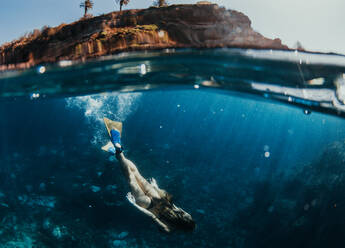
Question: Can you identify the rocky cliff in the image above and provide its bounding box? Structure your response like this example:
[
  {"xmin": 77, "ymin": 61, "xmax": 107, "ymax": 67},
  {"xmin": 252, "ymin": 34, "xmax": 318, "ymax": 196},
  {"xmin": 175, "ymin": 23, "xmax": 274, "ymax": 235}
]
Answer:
[{"xmin": 0, "ymin": 3, "xmax": 288, "ymax": 70}]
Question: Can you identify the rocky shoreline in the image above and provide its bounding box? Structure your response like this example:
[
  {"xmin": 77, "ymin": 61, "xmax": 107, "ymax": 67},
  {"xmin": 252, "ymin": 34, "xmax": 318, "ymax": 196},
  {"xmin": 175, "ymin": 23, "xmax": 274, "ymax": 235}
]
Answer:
[{"xmin": 0, "ymin": 3, "xmax": 288, "ymax": 71}]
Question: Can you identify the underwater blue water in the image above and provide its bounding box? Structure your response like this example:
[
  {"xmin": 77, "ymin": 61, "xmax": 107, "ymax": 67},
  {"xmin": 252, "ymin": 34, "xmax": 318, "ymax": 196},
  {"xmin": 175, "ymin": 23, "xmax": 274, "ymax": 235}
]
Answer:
[
  {"xmin": 1, "ymin": 49, "xmax": 345, "ymax": 247},
  {"xmin": 2, "ymin": 87, "xmax": 345, "ymax": 247}
]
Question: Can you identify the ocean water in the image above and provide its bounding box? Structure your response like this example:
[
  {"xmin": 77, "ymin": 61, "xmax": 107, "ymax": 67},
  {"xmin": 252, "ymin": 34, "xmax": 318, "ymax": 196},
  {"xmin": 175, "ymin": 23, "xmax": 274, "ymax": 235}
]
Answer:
[{"xmin": 1, "ymin": 49, "xmax": 345, "ymax": 247}]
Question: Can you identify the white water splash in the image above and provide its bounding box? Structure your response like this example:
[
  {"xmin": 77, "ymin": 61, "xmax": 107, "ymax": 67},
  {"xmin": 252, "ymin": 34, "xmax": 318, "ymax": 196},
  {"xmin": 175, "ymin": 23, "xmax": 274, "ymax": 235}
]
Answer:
[{"xmin": 65, "ymin": 92, "xmax": 142, "ymax": 145}]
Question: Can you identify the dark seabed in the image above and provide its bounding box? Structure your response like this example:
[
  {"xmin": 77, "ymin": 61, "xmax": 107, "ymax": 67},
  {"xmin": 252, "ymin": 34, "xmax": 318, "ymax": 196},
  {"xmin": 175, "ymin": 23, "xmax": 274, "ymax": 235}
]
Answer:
[{"xmin": 1, "ymin": 49, "xmax": 345, "ymax": 247}]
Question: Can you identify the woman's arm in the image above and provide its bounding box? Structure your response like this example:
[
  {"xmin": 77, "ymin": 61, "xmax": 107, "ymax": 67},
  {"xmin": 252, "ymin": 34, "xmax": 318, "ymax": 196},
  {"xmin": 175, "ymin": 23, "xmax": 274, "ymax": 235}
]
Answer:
[{"xmin": 126, "ymin": 193, "xmax": 171, "ymax": 232}]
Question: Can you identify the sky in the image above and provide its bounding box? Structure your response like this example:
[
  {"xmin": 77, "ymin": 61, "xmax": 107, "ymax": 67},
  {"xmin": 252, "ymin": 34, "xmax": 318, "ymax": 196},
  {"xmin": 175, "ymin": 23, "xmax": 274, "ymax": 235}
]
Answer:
[{"xmin": 0, "ymin": 0, "xmax": 344, "ymax": 54}]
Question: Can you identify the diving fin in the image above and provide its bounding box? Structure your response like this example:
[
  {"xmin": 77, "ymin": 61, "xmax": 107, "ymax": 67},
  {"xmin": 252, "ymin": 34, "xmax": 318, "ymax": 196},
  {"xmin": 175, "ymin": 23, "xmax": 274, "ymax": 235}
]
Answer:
[
  {"xmin": 103, "ymin": 117, "xmax": 122, "ymax": 138},
  {"xmin": 102, "ymin": 118, "xmax": 123, "ymax": 154},
  {"xmin": 101, "ymin": 141, "xmax": 116, "ymax": 154}
]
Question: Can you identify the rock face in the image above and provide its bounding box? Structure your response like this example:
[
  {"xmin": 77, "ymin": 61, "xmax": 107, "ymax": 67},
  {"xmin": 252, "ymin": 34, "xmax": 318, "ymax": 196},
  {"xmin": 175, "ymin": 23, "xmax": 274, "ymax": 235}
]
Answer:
[{"xmin": 0, "ymin": 3, "xmax": 288, "ymax": 70}]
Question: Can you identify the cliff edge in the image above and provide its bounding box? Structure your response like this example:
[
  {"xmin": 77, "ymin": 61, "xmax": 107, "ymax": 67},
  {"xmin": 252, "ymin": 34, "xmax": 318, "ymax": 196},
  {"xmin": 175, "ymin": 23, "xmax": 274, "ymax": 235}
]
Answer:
[{"xmin": 0, "ymin": 3, "xmax": 288, "ymax": 70}]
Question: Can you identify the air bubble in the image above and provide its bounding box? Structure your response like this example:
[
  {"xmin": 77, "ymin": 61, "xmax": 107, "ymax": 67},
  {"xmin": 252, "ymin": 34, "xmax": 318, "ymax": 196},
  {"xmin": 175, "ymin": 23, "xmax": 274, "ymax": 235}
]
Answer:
[
  {"xmin": 140, "ymin": 64, "xmax": 147, "ymax": 75},
  {"xmin": 37, "ymin": 66, "xmax": 46, "ymax": 74},
  {"xmin": 303, "ymin": 109, "xmax": 311, "ymax": 115},
  {"xmin": 30, "ymin": 93, "xmax": 40, "ymax": 99}
]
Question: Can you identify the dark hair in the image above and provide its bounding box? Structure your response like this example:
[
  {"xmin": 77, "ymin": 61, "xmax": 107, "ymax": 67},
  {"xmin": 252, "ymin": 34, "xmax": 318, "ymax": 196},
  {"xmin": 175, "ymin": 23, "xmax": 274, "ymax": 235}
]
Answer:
[{"xmin": 154, "ymin": 196, "xmax": 196, "ymax": 231}]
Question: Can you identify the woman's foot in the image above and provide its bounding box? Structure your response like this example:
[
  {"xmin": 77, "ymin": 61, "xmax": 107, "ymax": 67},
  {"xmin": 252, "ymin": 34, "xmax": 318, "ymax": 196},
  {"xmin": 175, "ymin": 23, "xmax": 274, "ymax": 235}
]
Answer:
[
  {"xmin": 110, "ymin": 129, "xmax": 123, "ymax": 154},
  {"xmin": 114, "ymin": 143, "xmax": 123, "ymax": 154}
]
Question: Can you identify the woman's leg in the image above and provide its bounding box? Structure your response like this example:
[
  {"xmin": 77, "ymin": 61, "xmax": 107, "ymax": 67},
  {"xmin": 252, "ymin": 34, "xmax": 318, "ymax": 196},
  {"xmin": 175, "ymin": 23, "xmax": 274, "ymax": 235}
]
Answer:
[
  {"xmin": 109, "ymin": 128, "xmax": 160, "ymax": 202},
  {"xmin": 116, "ymin": 152, "xmax": 161, "ymax": 200},
  {"xmin": 116, "ymin": 152, "xmax": 151, "ymax": 208}
]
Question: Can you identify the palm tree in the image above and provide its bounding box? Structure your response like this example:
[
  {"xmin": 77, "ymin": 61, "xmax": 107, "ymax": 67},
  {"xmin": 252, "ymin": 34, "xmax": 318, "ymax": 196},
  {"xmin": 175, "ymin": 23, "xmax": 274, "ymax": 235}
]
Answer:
[
  {"xmin": 153, "ymin": 0, "xmax": 167, "ymax": 7},
  {"xmin": 115, "ymin": 0, "xmax": 130, "ymax": 11},
  {"xmin": 158, "ymin": 0, "xmax": 166, "ymax": 6},
  {"xmin": 80, "ymin": 0, "xmax": 94, "ymax": 18}
]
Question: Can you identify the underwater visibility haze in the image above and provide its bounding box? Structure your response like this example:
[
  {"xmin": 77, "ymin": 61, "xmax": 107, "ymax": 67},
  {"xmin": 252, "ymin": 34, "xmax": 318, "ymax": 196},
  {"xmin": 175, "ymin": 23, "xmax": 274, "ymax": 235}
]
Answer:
[{"xmin": 1, "ymin": 49, "xmax": 345, "ymax": 247}]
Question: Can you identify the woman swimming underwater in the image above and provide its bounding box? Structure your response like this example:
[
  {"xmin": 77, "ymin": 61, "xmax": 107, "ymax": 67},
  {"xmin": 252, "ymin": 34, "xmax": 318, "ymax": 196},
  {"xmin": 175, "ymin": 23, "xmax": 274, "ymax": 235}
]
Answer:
[{"xmin": 102, "ymin": 118, "xmax": 196, "ymax": 233}]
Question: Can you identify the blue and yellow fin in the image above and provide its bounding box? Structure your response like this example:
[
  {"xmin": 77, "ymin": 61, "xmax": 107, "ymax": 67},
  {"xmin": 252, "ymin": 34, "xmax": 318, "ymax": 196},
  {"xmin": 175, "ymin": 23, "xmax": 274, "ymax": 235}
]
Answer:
[{"xmin": 102, "ymin": 117, "xmax": 123, "ymax": 154}]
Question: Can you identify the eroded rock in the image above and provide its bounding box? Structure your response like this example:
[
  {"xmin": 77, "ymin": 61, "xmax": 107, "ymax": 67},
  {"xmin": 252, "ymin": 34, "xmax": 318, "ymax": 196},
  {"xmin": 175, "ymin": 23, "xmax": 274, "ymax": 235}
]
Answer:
[{"xmin": 0, "ymin": 4, "xmax": 288, "ymax": 70}]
